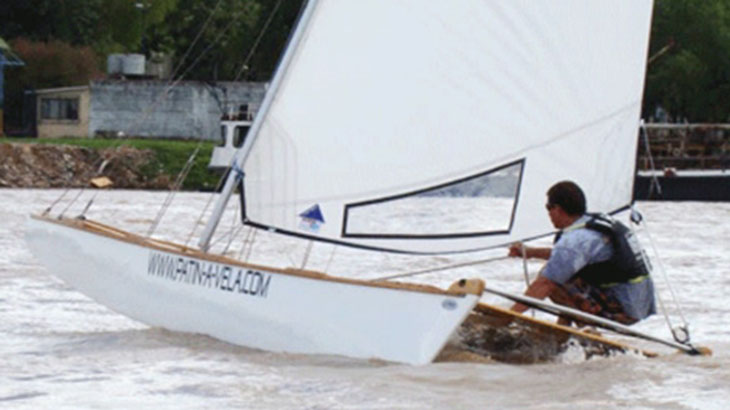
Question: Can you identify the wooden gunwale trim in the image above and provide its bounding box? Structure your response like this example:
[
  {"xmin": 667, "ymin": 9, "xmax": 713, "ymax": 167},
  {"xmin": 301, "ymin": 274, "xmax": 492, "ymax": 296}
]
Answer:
[
  {"xmin": 474, "ymin": 303, "xmax": 658, "ymax": 358},
  {"xmin": 31, "ymin": 214, "xmax": 476, "ymax": 297}
]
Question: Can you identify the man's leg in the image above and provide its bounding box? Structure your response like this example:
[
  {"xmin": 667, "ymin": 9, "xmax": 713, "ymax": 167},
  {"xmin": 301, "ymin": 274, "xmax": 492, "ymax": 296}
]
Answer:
[{"xmin": 549, "ymin": 277, "xmax": 637, "ymax": 326}]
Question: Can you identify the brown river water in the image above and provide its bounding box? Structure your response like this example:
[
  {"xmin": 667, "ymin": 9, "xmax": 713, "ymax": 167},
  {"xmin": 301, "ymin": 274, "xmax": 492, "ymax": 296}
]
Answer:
[{"xmin": 2, "ymin": 189, "xmax": 729, "ymax": 409}]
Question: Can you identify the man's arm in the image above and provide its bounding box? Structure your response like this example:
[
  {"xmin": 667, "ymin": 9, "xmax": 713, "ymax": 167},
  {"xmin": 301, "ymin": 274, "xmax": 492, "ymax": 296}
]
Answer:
[
  {"xmin": 510, "ymin": 275, "xmax": 557, "ymax": 313},
  {"xmin": 508, "ymin": 243, "xmax": 552, "ymax": 260}
]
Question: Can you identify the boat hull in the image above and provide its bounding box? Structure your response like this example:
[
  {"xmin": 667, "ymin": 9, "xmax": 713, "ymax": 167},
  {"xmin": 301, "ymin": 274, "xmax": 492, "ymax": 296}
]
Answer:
[{"xmin": 25, "ymin": 216, "xmax": 479, "ymax": 365}]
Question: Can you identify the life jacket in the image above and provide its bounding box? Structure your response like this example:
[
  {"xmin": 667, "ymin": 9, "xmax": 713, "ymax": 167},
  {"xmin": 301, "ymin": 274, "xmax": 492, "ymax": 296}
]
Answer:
[{"xmin": 557, "ymin": 213, "xmax": 652, "ymax": 287}]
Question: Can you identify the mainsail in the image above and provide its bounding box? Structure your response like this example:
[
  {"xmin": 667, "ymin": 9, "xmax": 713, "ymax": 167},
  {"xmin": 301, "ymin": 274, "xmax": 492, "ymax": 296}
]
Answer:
[{"xmin": 203, "ymin": 0, "xmax": 654, "ymax": 254}]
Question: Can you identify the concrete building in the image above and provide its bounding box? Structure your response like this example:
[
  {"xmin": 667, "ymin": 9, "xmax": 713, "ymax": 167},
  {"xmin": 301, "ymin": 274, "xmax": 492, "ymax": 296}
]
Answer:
[
  {"xmin": 36, "ymin": 86, "xmax": 91, "ymax": 138},
  {"xmin": 33, "ymin": 80, "xmax": 266, "ymax": 140}
]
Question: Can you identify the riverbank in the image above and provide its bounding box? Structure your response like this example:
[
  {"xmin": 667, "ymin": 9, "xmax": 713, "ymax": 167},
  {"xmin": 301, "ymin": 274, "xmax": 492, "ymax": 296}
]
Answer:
[{"xmin": 0, "ymin": 138, "xmax": 219, "ymax": 190}]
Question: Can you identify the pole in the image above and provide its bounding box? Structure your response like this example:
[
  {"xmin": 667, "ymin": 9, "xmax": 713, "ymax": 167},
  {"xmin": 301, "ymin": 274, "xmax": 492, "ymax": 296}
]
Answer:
[
  {"xmin": 482, "ymin": 285, "xmax": 706, "ymax": 355},
  {"xmin": 198, "ymin": 0, "xmax": 320, "ymax": 251}
]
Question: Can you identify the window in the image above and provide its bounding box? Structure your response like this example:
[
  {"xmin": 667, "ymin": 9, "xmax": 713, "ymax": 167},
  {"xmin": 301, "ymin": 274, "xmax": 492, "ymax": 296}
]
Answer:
[
  {"xmin": 233, "ymin": 126, "xmax": 249, "ymax": 148},
  {"xmin": 238, "ymin": 104, "xmax": 250, "ymax": 120},
  {"xmin": 40, "ymin": 98, "xmax": 79, "ymax": 121},
  {"xmin": 343, "ymin": 159, "xmax": 525, "ymax": 238},
  {"xmin": 218, "ymin": 125, "xmax": 226, "ymax": 147}
]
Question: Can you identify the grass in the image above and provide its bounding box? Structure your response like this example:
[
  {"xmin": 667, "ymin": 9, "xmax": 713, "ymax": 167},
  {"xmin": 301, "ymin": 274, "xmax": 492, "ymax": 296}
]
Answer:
[{"xmin": 6, "ymin": 137, "xmax": 223, "ymax": 191}]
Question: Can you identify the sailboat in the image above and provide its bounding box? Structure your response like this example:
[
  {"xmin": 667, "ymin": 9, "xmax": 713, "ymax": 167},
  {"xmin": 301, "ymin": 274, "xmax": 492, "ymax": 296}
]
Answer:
[{"xmin": 25, "ymin": 0, "xmax": 702, "ymax": 365}]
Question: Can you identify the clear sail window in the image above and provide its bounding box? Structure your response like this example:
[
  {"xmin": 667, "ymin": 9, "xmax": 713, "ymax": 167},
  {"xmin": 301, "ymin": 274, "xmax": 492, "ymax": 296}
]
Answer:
[{"xmin": 343, "ymin": 160, "xmax": 524, "ymax": 237}]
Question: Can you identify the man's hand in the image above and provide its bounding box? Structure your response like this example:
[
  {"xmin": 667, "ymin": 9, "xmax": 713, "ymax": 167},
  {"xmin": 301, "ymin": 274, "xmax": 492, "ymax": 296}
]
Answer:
[{"xmin": 508, "ymin": 242, "xmax": 525, "ymax": 258}]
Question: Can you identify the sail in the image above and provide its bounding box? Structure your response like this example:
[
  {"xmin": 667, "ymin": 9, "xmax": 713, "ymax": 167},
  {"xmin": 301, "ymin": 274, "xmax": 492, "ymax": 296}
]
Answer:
[{"xmin": 238, "ymin": 0, "xmax": 654, "ymax": 254}]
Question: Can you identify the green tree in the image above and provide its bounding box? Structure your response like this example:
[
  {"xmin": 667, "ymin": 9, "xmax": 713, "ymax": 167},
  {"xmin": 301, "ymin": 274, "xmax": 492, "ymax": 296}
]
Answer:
[
  {"xmin": 146, "ymin": 0, "xmax": 303, "ymax": 81},
  {"xmin": 645, "ymin": 0, "xmax": 730, "ymax": 122},
  {"xmin": 151, "ymin": 0, "xmax": 262, "ymax": 81},
  {"xmin": 0, "ymin": 0, "xmax": 102, "ymax": 46},
  {"xmin": 9, "ymin": 38, "xmax": 101, "ymax": 89},
  {"xmin": 240, "ymin": 0, "xmax": 305, "ymax": 81},
  {"xmin": 94, "ymin": 0, "xmax": 179, "ymax": 55},
  {"xmin": 3, "ymin": 38, "xmax": 102, "ymax": 129}
]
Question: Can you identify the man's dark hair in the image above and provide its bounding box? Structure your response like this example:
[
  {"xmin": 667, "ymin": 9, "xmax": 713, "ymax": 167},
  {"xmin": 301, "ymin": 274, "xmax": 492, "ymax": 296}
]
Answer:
[{"xmin": 547, "ymin": 181, "xmax": 586, "ymax": 216}]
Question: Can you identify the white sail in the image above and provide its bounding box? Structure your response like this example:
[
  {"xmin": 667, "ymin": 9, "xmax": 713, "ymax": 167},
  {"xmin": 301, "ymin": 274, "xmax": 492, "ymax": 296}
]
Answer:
[{"xmin": 233, "ymin": 0, "xmax": 653, "ymax": 253}]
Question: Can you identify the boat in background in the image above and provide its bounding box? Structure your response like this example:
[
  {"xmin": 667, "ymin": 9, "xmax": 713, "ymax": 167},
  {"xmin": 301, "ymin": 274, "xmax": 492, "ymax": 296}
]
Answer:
[
  {"xmin": 635, "ymin": 123, "xmax": 730, "ymax": 201},
  {"xmin": 26, "ymin": 0, "xmax": 706, "ymax": 364},
  {"xmin": 208, "ymin": 105, "xmax": 257, "ymax": 171}
]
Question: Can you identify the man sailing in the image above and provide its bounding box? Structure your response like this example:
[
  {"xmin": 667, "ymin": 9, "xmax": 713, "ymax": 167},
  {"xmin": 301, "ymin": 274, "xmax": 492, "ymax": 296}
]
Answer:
[{"xmin": 508, "ymin": 181, "xmax": 656, "ymax": 326}]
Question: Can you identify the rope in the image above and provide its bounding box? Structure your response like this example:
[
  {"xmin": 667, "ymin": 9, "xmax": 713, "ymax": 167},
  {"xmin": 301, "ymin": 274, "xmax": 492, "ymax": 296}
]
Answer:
[
  {"xmin": 520, "ymin": 246, "xmax": 530, "ymax": 288},
  {"xmin": 371, "ymin": 255, "xmax": 511, "ymax": 282},
  {"xmin": 519, "ymin": 246, "xmax": 535, "ymax": 317}
]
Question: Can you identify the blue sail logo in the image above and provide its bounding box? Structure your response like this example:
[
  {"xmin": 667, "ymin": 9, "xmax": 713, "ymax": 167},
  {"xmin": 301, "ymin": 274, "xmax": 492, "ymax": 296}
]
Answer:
[{"xmin": 299, "ymin": 204, "xmax": 325, "ymax": 233}]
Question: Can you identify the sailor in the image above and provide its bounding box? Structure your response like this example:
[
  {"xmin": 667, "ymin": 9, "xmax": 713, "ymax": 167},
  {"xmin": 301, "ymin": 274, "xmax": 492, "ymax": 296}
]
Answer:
[{"xmin": 507, "ymin": 180, "xmax": 656, "ymax": 326}]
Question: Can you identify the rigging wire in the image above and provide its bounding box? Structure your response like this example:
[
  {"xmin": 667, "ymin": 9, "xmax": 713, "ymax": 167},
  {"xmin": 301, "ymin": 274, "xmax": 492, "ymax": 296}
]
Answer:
[
  {"xmin": 43, "ymin": 1, "xmax": 228, "ymax": 218},
  {"xmin": 125, "ymin": 17, "xmax": 241, "ymax": 139},
  {"xmin": 324, "ymin": 244, "xmax": 338, "ymax": 274},
  {"xmin": 222, "ymin": 197, "xmax": 244, "ymax": 254},
  {"xmin": 243, "ymin": 228, "xmax": 258, "ymax": 262},
  {"xmin": 234, "ymin": 0, "xmax": 284, "ymax": 81},
  {"xmin": 169, "ymin": 0, "xmax": 226, "ymax": 84},
  {"xmin": 632, "ymin": 206, "xmax": 691, "ymax": 343},
  {"xmin": 78, "ymin": 191, "xmax": 101, "ymax": 219},
  {"xmin": 640, "ymin": 120, "xmax": 663, "ymax": 198},
  {"xmin": 185, "ymin": 160, "xmax": 239, "ymax": 248},
  {"xmin": 185, "ymin": 192, "xmax": 217, "ymax": 247},
  {"xmin": 372, "ymin": 255, "xmax": 511, "ymax": 282},
  {"xmin": 300, "ymin": 241, "xmax": 315, "ymax": 270},
  {"xmin": 237, "ymin": 225, "xmax": 255, "ymax": 260},
  {"xmin": 146, "ymin": 0, "xmax": 284, "ymax": 246},
  {"xmin": 42, "ymin": 189, "xmax": 70, "ymax": 216},
  {"xmin": 58, "ymin": 189, "xmax": 86, "ymax": 219},
  {"xmin": 146, "ymin": 145, "xmax": 201, "ymax": 237}
]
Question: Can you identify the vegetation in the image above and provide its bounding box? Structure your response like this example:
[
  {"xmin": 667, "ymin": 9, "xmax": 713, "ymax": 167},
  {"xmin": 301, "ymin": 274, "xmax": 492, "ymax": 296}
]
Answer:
[
  {"xmin": 1, "ymin": 0, "xmax": 304, "ymax": 128},
  {"xmin": 11, "ymin": 137, "xmax": 223, "ymax": 191},
  {"xmin": 3, "ymin": 0, "xmax": 730, "ymax": 125},
  {"xmin": 645, "ymin": 0, "xmax": 730, "ymax": 122},
  {"xmin": 1, "ymin": 0, "xmax": 303, "ymax": 81}
]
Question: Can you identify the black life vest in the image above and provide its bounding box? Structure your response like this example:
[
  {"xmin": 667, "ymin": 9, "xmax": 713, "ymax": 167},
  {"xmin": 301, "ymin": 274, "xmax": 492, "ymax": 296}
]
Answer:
[{"xmin": 556, "ymin": 213, "xmax": 652, "ymax": 287}]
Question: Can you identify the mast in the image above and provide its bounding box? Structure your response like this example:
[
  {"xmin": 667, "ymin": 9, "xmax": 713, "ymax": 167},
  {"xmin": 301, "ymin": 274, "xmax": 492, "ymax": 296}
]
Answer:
[{"xmin": 198, "ymin": 0, "xmax": 319, "ymax": 251}]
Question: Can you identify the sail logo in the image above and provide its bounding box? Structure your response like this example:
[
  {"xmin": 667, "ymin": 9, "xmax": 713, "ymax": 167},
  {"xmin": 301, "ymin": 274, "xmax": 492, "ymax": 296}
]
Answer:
[{"xmin": 298, "ymin": 204, "xmax": 325, "ymax": 233}]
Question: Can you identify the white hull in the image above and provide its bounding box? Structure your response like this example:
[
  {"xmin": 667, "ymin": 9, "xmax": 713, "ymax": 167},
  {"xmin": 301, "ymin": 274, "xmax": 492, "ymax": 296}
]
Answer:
[{"xmin": 25, "ymin": 216, "xmax": 480, "ymax": 365}]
